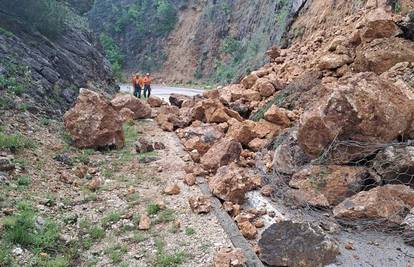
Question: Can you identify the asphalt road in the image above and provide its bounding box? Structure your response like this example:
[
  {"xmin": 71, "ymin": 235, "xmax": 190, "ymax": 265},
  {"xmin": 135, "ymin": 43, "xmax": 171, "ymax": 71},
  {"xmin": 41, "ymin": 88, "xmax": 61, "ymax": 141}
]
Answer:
[{"xmin": 119, "ymin": 84, "xmax": 204, "ymax": 102}]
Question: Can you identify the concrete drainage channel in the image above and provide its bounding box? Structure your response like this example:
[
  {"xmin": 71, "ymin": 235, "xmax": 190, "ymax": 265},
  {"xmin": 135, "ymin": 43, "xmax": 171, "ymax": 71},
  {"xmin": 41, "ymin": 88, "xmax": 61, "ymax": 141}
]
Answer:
[{"xmin": 196, "ymin": 176, "xmax": 265, "ymax": 267}]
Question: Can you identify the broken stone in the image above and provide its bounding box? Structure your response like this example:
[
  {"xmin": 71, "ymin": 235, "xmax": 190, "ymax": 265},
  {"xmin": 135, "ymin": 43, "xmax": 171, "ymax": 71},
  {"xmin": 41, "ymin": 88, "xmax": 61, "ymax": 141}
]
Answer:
[
  {"xmin": 164, "ymin": 183, "xmax": 181, "ymax": 195},
  {"xmin": 147, "ymin": 96, "xmax": 163, "ymax": 108},
  {"xmin": 259, "ymin": 221, "xmax": 339, "ymax": 267},
  {"xmin": 183, "ymin": 174, "xmax": 196, "ymax": 186},
  {"xmin": 188, "ymin": 195, "xmax": 211, "ymax": 214},
  {"xmin": 0, "ymin": 155, "xmax": 14, "ymax": 172},
  {"xmin": 200, "ymin": 138, "xmax": 242, "ymax": 172},
  {"xmin": 111, "ymin": 93, "xmax": 152, "ymax": 119},
  {"xmin": 238, "ymin": 221, "xmax": 257, "ymax": 240},
  {"xmin": 213, "ymin": 248, "xmax": 246, "ymax": 267},
  {"xmin": 135, "ymin": 138, "xmax": 154, "ymax": 153},
  {"xmin": 138, "ymin": 213, "xmax": 151, "ymax": 230},
  {"xmin": 260, "ymin": 185, "xmax": 273, "ymax": 197}
]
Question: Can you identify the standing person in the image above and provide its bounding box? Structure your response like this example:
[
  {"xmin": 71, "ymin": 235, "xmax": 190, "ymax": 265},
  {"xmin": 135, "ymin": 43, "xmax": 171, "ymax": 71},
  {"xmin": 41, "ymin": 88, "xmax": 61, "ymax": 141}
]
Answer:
[
  {"xmin": 143, "ymin": 73, "xmax": 152, "ymax": 98},
  {"xmin": 132, "ymin": 73, "xmax": 142, "ymax": 98}
]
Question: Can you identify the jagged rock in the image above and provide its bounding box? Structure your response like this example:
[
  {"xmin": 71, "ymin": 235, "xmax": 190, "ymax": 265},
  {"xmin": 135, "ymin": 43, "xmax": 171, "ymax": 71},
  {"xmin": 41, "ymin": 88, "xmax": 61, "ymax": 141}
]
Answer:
[
  {"xmin": 264, "ymin": 106, "xmax": 291, "ymax": 128},
  {"xmin": 119, "ymin": 108, "xmax": 135, "ymax": 122},
  {"xmin": 229, "ymin": 100, "xmax": 250, "ymax": 119},
  {"xmin": 266, "ymin": 45, "xmax": 281, "ymax": 60},
  {"xmin": 0, "ymin": 155, "xmax": 14, "ymax": 172},
  {"xmin": 138, "ymin": 213, "xmax": 151, "ymax": 230},
  {"xmin": 164, "ymin": 183, "xmax": 181, "ymax": 195},
  {"xmin": 298, "ymin": 72, "xmax": 414, "ymax": 160},
  {"xmin": 203, "ymin": 89, "xmax": 220, "ymax": 99},
  {"xmin": 169, "ymin": 93, "xmax": 191, "ymax": 108},
  {"xmin": 88, "ymin": 177, "xmax": 101, "ymax": 191},
  {"xmin": 248, "ymin": 138, "xmax": 268, "ymax": 152},
  {"xmin": 188, "ymin": 195, "xmax": 211, "ymax": 214},
  {"xmin": 213, "ymin": 248, "xmax": 246, "ymax": 267},
  {"xmin": 318, "ymin": 53, "xmax": 353, "ymax": 70},
  {"xmin": 361, "ymin": 19, "xmax": 402, "ymax": 42},
  {"xmin": 353, "ymin": 37, "xmax": 414, "ymax": 74},
  {"xmin": 333, "ymin": 185, "xmax": 414, "ymax": 225},
  {"xmin": 231, "ymin": 89, "xmax": 262, "ymax": 102},
  {"xmin": 111, "ymin": 94, "xmax": 151, "ymax": 119},
  {"xmin": 253, "ymin": 119, "xmax": 281, "ymax": 139},
  {"xmin": 259, "ymin": 221, "xmax": 339, "ymax": 267},
  {"xmin": 153, "ymin": 142, "xmax": 165, "ymax": 150},
  {"xmin": 226, "ymin": 120, "xmax": 257, "ymax": 146},
  {"xmin": 178, "ymin": 123, "xmax": 224, "ymax": 155},
  {"xmin": 147, "ymin": 96, "xmax": 163, "ymax": 107},
  {"xmin": 200, "ymin": 138, "xmax": 242, "ymax": 171},
  {"xmin": 192, "ymin": 99, "xmax": 243, "ymax": 123},
  {"xmin": 241, "ymin": 73, "xmax": 258, "ymax": 89},
  {"xmin": 156, "ymin": 105, "xmax": 188, "ymax": 132},
  {"xmin": 273, "ymin": 128, "xmax": 311, "ymax": 175},
  {"xmin": 139, "ymin": 156, "xmax": 160, "ymax": 163},
  {"xmin": 261, "ymin": 185, "xmax": 273, "ymax": 197},
  {"xmin": 238, "ymin": 221, "xmax": 257, "ymax": 240},
  {"xmin": 254, "ymin": 78, "xmax": 275, "ymax": 97},
  {"xmin": 373, "ymin": 145, "xmax": 414, "ymax": 184},
  {"xmin": 135, "ymin": 138, "xmax": 154, "ymax": 153},
  {"xmin": 64, "ymin": 89, "xmax": 125, "ymax": 149},
  {"xmin": 289, "ymin": 165, "xmax": 374, "ymax": 207},
  {"xmin": 209, "ymin": 164, "xmax": 250, "ymax": 204}
]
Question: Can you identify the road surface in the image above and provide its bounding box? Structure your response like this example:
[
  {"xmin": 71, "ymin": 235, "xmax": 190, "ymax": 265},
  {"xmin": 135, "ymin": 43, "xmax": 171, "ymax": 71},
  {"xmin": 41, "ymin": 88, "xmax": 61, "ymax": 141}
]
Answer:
[{"xmin": 119, "ymin": 84, "xmax": 204, "ymax": 102}]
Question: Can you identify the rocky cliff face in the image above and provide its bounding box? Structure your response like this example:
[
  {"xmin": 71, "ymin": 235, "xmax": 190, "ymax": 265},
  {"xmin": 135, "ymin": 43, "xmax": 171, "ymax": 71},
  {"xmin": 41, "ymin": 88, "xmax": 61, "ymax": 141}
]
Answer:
[
  {"xmin": 0, "ymin": 2, "xmax": 117, "ymax": 115},
  {"xmin": 88, "ymin": 0, "xmax": 307, "ymax": 84}
]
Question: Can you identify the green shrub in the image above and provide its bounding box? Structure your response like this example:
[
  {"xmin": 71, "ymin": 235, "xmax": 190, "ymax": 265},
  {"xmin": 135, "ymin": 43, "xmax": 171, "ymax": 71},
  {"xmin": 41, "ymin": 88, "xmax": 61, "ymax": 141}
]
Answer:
[
  {"xmin": 17, "ymin": 176, "xmax": 31, "ymax": 186},
  {"xmin": 147, "ymin": 203, "xmax": 161, "ymax": 215},
  {"xmin": 155, "ymin": 0, "xmax": 178, "ymax": 33},
  {"xmin": 100, "ymin": 33, "xmax": 124, "ymax": 80},
  {"xmin": 0, "ymin": 132, "xmax": 35, "ymax": 151}
]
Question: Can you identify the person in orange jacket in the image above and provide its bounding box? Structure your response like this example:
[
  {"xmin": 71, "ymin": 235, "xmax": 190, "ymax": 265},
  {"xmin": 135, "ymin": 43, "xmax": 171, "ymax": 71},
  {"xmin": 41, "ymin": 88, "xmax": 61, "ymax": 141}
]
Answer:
[
  {"xmin": 132, "ymin": 73, "xmax": 143, "ymax": 98},
  {"xmin": 143, "ymin": 73, "xmax": 152, "ymax": 98}
]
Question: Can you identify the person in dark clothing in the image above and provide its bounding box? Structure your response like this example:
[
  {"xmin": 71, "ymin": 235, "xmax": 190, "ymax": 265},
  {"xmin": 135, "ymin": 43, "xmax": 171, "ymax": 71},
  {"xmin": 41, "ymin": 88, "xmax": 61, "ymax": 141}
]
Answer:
[{"xmin": 143, "ymin": 73, "xmax": 152, "ymax": 98}]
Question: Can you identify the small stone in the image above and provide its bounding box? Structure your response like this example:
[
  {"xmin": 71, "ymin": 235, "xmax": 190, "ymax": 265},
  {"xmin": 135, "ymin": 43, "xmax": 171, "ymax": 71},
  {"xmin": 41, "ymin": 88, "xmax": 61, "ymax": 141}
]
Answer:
[
  {"xmin": 154, "ymin": 142, "xmax": 165, "ymax": 150},
  {"xmin": 87, "ymin": 177, "xmax": 101, "ymax": 191},
  {"xmin": 345, "ymin": 242, "xmax": 355, "ymax": 250},
  {"xmin": 184, "ymin": 174, "xmax": 196, "ymax": 186},
  {"xmin": 238, "ymin": 221, "xmax": 257, "ymax": 240},
  {"xmin": 213, "ymin": 248, "xmax": 246, "ymax": 267},
  {"xmin": 74, "ymin": 164, "xmax": 88, "ymax": 178},
  {"xmin": 268, "ymin": 211, "xmax": 276, "ymax": 218},
  {"xmin": 155, "ymin": 198, "xmax": 167, "ymax": 210},
  {"xmin": 157, "ymin": 166, "xmax": 163, "ymax": 173},
  {"xmin": 254, "ymin": 219, "xmax": 265, "ymax": 228},
  {"xmin": 189, "ymin": 195, "xmax": 211, "ymax": 214},
  {"xmin": 164, "ymin": 183, "xmax": 181, "ymax": 195},
  {"xmin": 2, "ymin": 207, "xmax": 16, "ymax": 216},
  {"xmin": 12, "ymin": 247, "xmax": 23, "ymax": 256},
  {"xmin": 260, "ymin": 185, "xmax": 273, "ymax": 197},
  {"xmin": 127, "ymin": 186, "xmax": 136, "ymax": 195},
  {"xmin": 138, "ymin": 214, "xmax": 151, "ymax": 230},
  {"xmin": 39, "ymin": 252, "xmax": 48, "ymax": 258}
]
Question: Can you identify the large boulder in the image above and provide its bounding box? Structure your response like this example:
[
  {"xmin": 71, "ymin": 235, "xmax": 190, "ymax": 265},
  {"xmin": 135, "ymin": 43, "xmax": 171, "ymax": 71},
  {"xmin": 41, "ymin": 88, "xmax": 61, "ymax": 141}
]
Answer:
[
  {"xmin": 241, "ymin": 73, "xmax": 258, "ymax": 89},
  {"xmin": 373, "ymin": 145, "xmax": 414, "ymax": 184},
  {"xmin": 156, "ymin": 105, "xmax": 188, "ymax": 132},
  {"xmin": 177, "ymin": 123, "xmax": 224, "ymax": 155},
  {"xmin": 360, "ymin": 19, "xmax": 402, "ymax": 42},
  {"xmin": 289, "ymin": 165, "xmax": 374, "ymax": 207},
  {"xmin": 259, "ymin": 221, "xmax": 339, "ymax": 267},
  {"xmin": 263, "ymin": 105, "xmax": 291, "ymax": 128},
  {"xmin": 273, "ymin": 128, "xmax": 311, "ymax": 175},
  {"xmin": 333, "ymin": 184, "xmax": 414, "ymax": 225},
  {"xmin": 64, "ymin": 89, "xmax": 124, "ymax": 149},
  {"xmin": 200, "ymin": 138, "xmax": 242, "ymax": 171},
  {"xmin": 231, "ymin": 89, "xmax": 262, "ymax": 102},
  {"xmin": 147, "ymin": 96, "xmax": 163, "ymax": 108},
  {"xmin": 209, "ymin": 164, "xmax": 250, "ymax": 204},
  {"xmin": 192, "ymin": 99, "xmax": 243, "ymax": 123},
  {"xmin": 298, "ymin": 72, "xmax": 414, "ymax": 161},
  {"xmin": 353, "ymin": 37, "xmax": 414, "ymax": 74},
  {"xmin": 111, "ymin": 94, "xmax": 151, "ymax": 119},
  {"xmin": 318, "ymin": 53, "xmax": 353, "ymax": 70},
  {"xmin": 253, "ymin": 119, "xmax": 282, "ymax": 139},
  {"xmin": 169, "ymin": 93, "xmax": 192, "ymax": 108},
  {"xmin": 253, "ymin": 78, "xmax": 276, "ymax": 97},
  {"xmin": 226, "ymin": 120, "xmax": 257, "ymax": 146}
]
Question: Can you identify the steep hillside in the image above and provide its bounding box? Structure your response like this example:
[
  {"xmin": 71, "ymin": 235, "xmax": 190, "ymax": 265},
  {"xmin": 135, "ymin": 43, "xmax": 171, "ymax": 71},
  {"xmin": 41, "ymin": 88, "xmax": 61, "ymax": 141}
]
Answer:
[
  {"xmin": 89, "ymin": 0, "xmax": 306, "ymax": 84},
  {"xmin": 0, "ymin": 0, "xmax": 117, "ymax": 116}
]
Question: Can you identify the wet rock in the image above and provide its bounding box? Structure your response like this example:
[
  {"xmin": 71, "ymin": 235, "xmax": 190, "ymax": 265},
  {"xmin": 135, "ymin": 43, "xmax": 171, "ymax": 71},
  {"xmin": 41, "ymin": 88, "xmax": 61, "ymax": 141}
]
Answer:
[
  {"xmin": 209, "ymin": 164, "xmax": 250, "ymax": 204},
  {"xmin": 0, "ymin": 155, "xmax": 14, "ymax": 171},
  {"xmin": 138, "ymin": 213, "xmax": 151, "ymax": 230},
  {"xmin": 213, "ymin": 248, "xmax": 246, "ymax": 267},
  {"xmin": 200, "ymin": 138, "xmax": 242, "ymax": 171},
  {"xmin": 64, "ymin": 89, "xmax": 125, "ymax": 149},
  {"xmin": 147, "ymin": 96, "xmax": 163, "ymax": 108},
  {"xmin": 273, "ymin": 128, "xmax": 311, "ymax": 175},
  {"xmin": 169, "ymin": 93, "xmax": 191, "ymax": 108},
  {"xmin": 164, "ymin": 183, "xmax": 181, "ymax": 195},
  {"xmin": 372, "ymin": 145, "xmax": 414, "ymax": 184},
  {"xmin": 259, "ymin": 221, "xmax": 339, "ymax": 267},
  {"xmin": 226, "ymin": 120, "xmax": 257, "ymax": 146},
  {"xmin": 135, "ymin": 138, "xmax": 154, "ymax": 153},
  {"xmin": 289, "ymin": 165, "xmax": 374, "ymax": 207},
  {"xmin": 111, "ymin": 94, "xmax": 151, "ymax": 119},
  {"xmin": 298, "ymin": 73, "xmax": 414, "ymax": 160},
  {"xmin": 238, "ymin": 221, "xmax": 257, "ymax": 240},
  {"xmin": 188, "ymin": 195, "xmax": 211, "ymax": 214},
  {"xmin": 333, "ymin": 184, "xmax": 414, "ymax": 225}
]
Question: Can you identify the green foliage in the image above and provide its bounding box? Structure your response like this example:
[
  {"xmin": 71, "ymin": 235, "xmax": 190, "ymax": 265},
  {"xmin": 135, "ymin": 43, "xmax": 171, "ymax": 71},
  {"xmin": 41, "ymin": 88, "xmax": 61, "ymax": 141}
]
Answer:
[
  {"xmin": 104, "ymin": 244, "xmax": 128, "ymax": 264},
  {"xmin": 101, "ymin": 211, "xmax": 121, "ymax": 225},
  {"xmin": 155, "ymin": 0, "xmax": 178, "ymax": 33},
  {"xmin": 221, "ymin": 37, "xmax": 241, "ymax": 55},
  {"xmin": 155, "ymin": 209, "xmax": 175, "ymax": 224},
  {"xmin": 2, "ymin": 0, "xmax": 68, "ymax": 38},
  {"xmin": 184, "ymin": 227, "xmax": 195, "ymax": 236},
  {"xmin": 17, "ymin": 175, "xmax": 31, "ymax": 186},
  {"xmin": 147, "ymin": 203, "xmax": 161, "ymax": 215},
  {"xmin": 99, "ymin": 33, "xmax": 124, "ymax": 80},
  {"xmin": 0, "ymin": 61, "xmax": 32, "ymax": 97},
  {"xmin": 0, "ymin": 27, "xmax": 14, "ymax": 37},
  {"xmin": 155, "ymin": 240, "xmax": 186, "ymax": 267},
  {"xmin": 0, "ymin": 242, "xmax": 12, "ymax": 266},
  {"xmin": 0, "ymin": 132, "xmax": 35, "ymax": 151}
]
